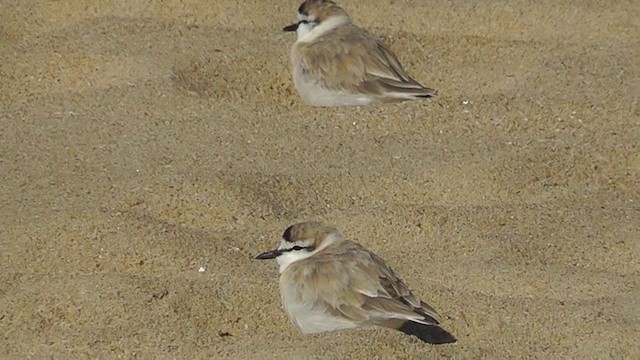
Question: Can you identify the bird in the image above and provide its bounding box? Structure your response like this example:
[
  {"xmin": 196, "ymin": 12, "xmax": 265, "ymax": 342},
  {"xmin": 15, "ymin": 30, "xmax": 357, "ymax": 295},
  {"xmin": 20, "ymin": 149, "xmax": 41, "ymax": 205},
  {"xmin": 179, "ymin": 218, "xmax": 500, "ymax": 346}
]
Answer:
[
  {"xmin": 255, "ymin": 221, "xmax": 456, "ymax": 344},
  {"xmin": 282, "ymin": 0, "xmax": 436, "ymax": 107}
]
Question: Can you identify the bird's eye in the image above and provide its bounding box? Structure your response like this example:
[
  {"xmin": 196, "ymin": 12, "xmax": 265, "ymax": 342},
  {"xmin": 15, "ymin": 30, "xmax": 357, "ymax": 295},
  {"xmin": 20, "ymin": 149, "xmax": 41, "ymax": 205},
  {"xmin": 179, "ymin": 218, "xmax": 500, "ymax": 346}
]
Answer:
[{"xmin": 299, "ymin": 20, "xmax": 309, "ymax": 24}]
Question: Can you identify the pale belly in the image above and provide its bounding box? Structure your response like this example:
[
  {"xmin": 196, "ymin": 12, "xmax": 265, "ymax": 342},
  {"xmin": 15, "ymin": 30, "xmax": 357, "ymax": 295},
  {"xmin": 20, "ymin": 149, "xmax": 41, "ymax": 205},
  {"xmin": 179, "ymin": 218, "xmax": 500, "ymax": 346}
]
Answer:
[
  {"xmin": 280, "ymin": 277, "xmax": 359, "ymax": 334},
  {"xmin": 292, "ymin": 66, "xmax": 376, "ymax": 107},
  {"xmin": 283, "ymin": 299, "xmax": 359, "ymax": 334}
]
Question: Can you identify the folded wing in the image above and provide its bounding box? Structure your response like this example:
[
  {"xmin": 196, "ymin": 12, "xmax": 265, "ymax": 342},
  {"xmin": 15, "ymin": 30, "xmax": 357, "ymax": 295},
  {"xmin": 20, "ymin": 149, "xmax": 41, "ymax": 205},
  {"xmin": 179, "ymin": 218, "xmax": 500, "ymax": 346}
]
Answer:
[{"xmin": 297, "ymin": 26, "xmax": 435, "ymax": 99}]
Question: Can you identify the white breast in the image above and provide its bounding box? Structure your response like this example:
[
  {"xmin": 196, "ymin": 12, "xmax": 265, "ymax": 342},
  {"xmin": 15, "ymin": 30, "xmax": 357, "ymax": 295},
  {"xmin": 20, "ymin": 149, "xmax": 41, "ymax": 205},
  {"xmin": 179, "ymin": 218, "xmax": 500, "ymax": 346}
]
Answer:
[{"xmin": 280, "ymin": 281, "xmax": 358, "ymax": 334}]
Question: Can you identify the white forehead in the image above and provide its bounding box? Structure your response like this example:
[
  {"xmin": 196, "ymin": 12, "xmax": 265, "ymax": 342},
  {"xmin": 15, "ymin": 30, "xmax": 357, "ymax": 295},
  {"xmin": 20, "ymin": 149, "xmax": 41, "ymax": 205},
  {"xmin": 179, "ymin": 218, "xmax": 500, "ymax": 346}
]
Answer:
[
  {"xmin": 278, "ymin": 239, "xmax": 295, "ymax": 250},
  {"xmin": 297, "ymin": 12, "xmax": 315, "ymax": 22},
  {"xmin": 277, "ymin": 238, "xmax": 314, "ymax": 250}
]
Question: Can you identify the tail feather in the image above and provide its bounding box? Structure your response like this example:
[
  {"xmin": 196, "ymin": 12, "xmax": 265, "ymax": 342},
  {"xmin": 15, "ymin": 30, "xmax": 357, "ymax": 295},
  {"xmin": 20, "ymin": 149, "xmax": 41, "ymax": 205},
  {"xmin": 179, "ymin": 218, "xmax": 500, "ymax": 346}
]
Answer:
[{"xmin": 398, "ymin": 321, "xmax": 456, "ymax": 344}]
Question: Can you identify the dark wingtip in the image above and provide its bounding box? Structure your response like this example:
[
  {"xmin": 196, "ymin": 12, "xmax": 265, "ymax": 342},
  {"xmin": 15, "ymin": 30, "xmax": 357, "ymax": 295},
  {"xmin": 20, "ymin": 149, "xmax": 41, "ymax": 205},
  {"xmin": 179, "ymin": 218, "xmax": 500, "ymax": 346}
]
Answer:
[
  {"xmin": 398, "ymin": 321, "xmax": 457, "ymax": 345},
  {"xmin": 416, "ymin": 88, "xmax": 437, "ymax": 98}
]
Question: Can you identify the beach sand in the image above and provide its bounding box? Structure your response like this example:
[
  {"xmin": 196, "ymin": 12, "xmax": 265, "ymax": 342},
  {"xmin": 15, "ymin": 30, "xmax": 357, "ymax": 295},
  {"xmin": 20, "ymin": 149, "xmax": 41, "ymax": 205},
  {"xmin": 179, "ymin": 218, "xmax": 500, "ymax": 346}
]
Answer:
[{"xmin": 1, "ymin": 0, "xmax": 638, "ymax": 358}]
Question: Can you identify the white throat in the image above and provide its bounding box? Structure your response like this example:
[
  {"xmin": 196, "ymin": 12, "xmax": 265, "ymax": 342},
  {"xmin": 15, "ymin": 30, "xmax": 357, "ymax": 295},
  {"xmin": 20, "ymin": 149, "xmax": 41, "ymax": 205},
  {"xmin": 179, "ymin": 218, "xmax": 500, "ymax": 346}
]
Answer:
[
  {"xmin": 296, "ymin": 15, "xmax": 350, "ymax": 43},
  {"xmin": 276, "ymin": 248, "xmax": 314, "ymax": 274}
]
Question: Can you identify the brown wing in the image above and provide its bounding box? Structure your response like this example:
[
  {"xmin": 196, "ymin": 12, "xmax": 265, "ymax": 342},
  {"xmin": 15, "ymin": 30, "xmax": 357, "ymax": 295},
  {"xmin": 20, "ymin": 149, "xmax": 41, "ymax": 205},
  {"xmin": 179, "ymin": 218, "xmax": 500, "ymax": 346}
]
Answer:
[
  {"xmin": 360, "ymin": 252, "xmax": 442, "ymax": 325},
  {"xmin": 286, "ymin": 241, "xmax": 441, "ymax": 325},
  {"xmin": 296, "ymin": 25, "xmax": 434, "ymax": 97}
]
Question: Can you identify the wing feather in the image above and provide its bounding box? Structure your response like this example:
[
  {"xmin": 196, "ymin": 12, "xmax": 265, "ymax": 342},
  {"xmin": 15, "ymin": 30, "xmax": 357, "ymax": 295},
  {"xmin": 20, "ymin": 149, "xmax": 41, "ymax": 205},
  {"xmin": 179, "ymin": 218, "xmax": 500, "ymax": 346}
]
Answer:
[
  {"xmin": 285, "ymin": 241, "xmax": 441, "ymax": 327},
  {"xmin": 295, "ymin": 24, "xmax": 434, "ymax": 98}
]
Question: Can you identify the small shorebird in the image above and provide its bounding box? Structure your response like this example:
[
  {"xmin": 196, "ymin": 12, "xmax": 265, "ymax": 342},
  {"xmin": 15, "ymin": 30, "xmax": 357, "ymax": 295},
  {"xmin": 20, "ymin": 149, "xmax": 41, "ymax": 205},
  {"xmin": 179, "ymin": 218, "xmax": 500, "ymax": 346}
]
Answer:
[
  {"xmin": 282, "ymin": 0, "xmax": 436, "ymax": 106},
  {"xmin": 256, "ymin": 221, "xmax": 456, "ymax": 344}
]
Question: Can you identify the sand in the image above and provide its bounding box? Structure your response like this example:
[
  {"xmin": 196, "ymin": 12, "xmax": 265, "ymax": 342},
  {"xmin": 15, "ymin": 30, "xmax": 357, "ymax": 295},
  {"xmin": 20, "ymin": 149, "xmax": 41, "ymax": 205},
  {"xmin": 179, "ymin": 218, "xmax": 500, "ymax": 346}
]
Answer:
[{"xmin": 1, "ymin": 0, "xmax": 638, "ymax": 358}]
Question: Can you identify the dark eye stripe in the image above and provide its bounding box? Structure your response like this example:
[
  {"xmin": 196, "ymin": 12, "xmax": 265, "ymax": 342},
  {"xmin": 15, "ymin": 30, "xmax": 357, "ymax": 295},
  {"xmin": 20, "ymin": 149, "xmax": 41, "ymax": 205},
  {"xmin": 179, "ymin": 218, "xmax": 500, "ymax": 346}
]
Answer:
[{"xmin": 283, "ymin": 245, "xmax": 314, "ymax": 253}]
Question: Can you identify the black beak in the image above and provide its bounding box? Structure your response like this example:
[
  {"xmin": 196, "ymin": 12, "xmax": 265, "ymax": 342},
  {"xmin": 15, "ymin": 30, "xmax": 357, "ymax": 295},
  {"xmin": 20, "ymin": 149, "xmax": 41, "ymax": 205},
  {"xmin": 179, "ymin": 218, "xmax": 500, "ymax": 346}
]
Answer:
[
  {"xmin": 283, "ymin": 22, "xmax": 299, "ymax": 32},
  {"xmin": 255, "ymin": 249, "xmax": 282, "ymax": 260}
]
